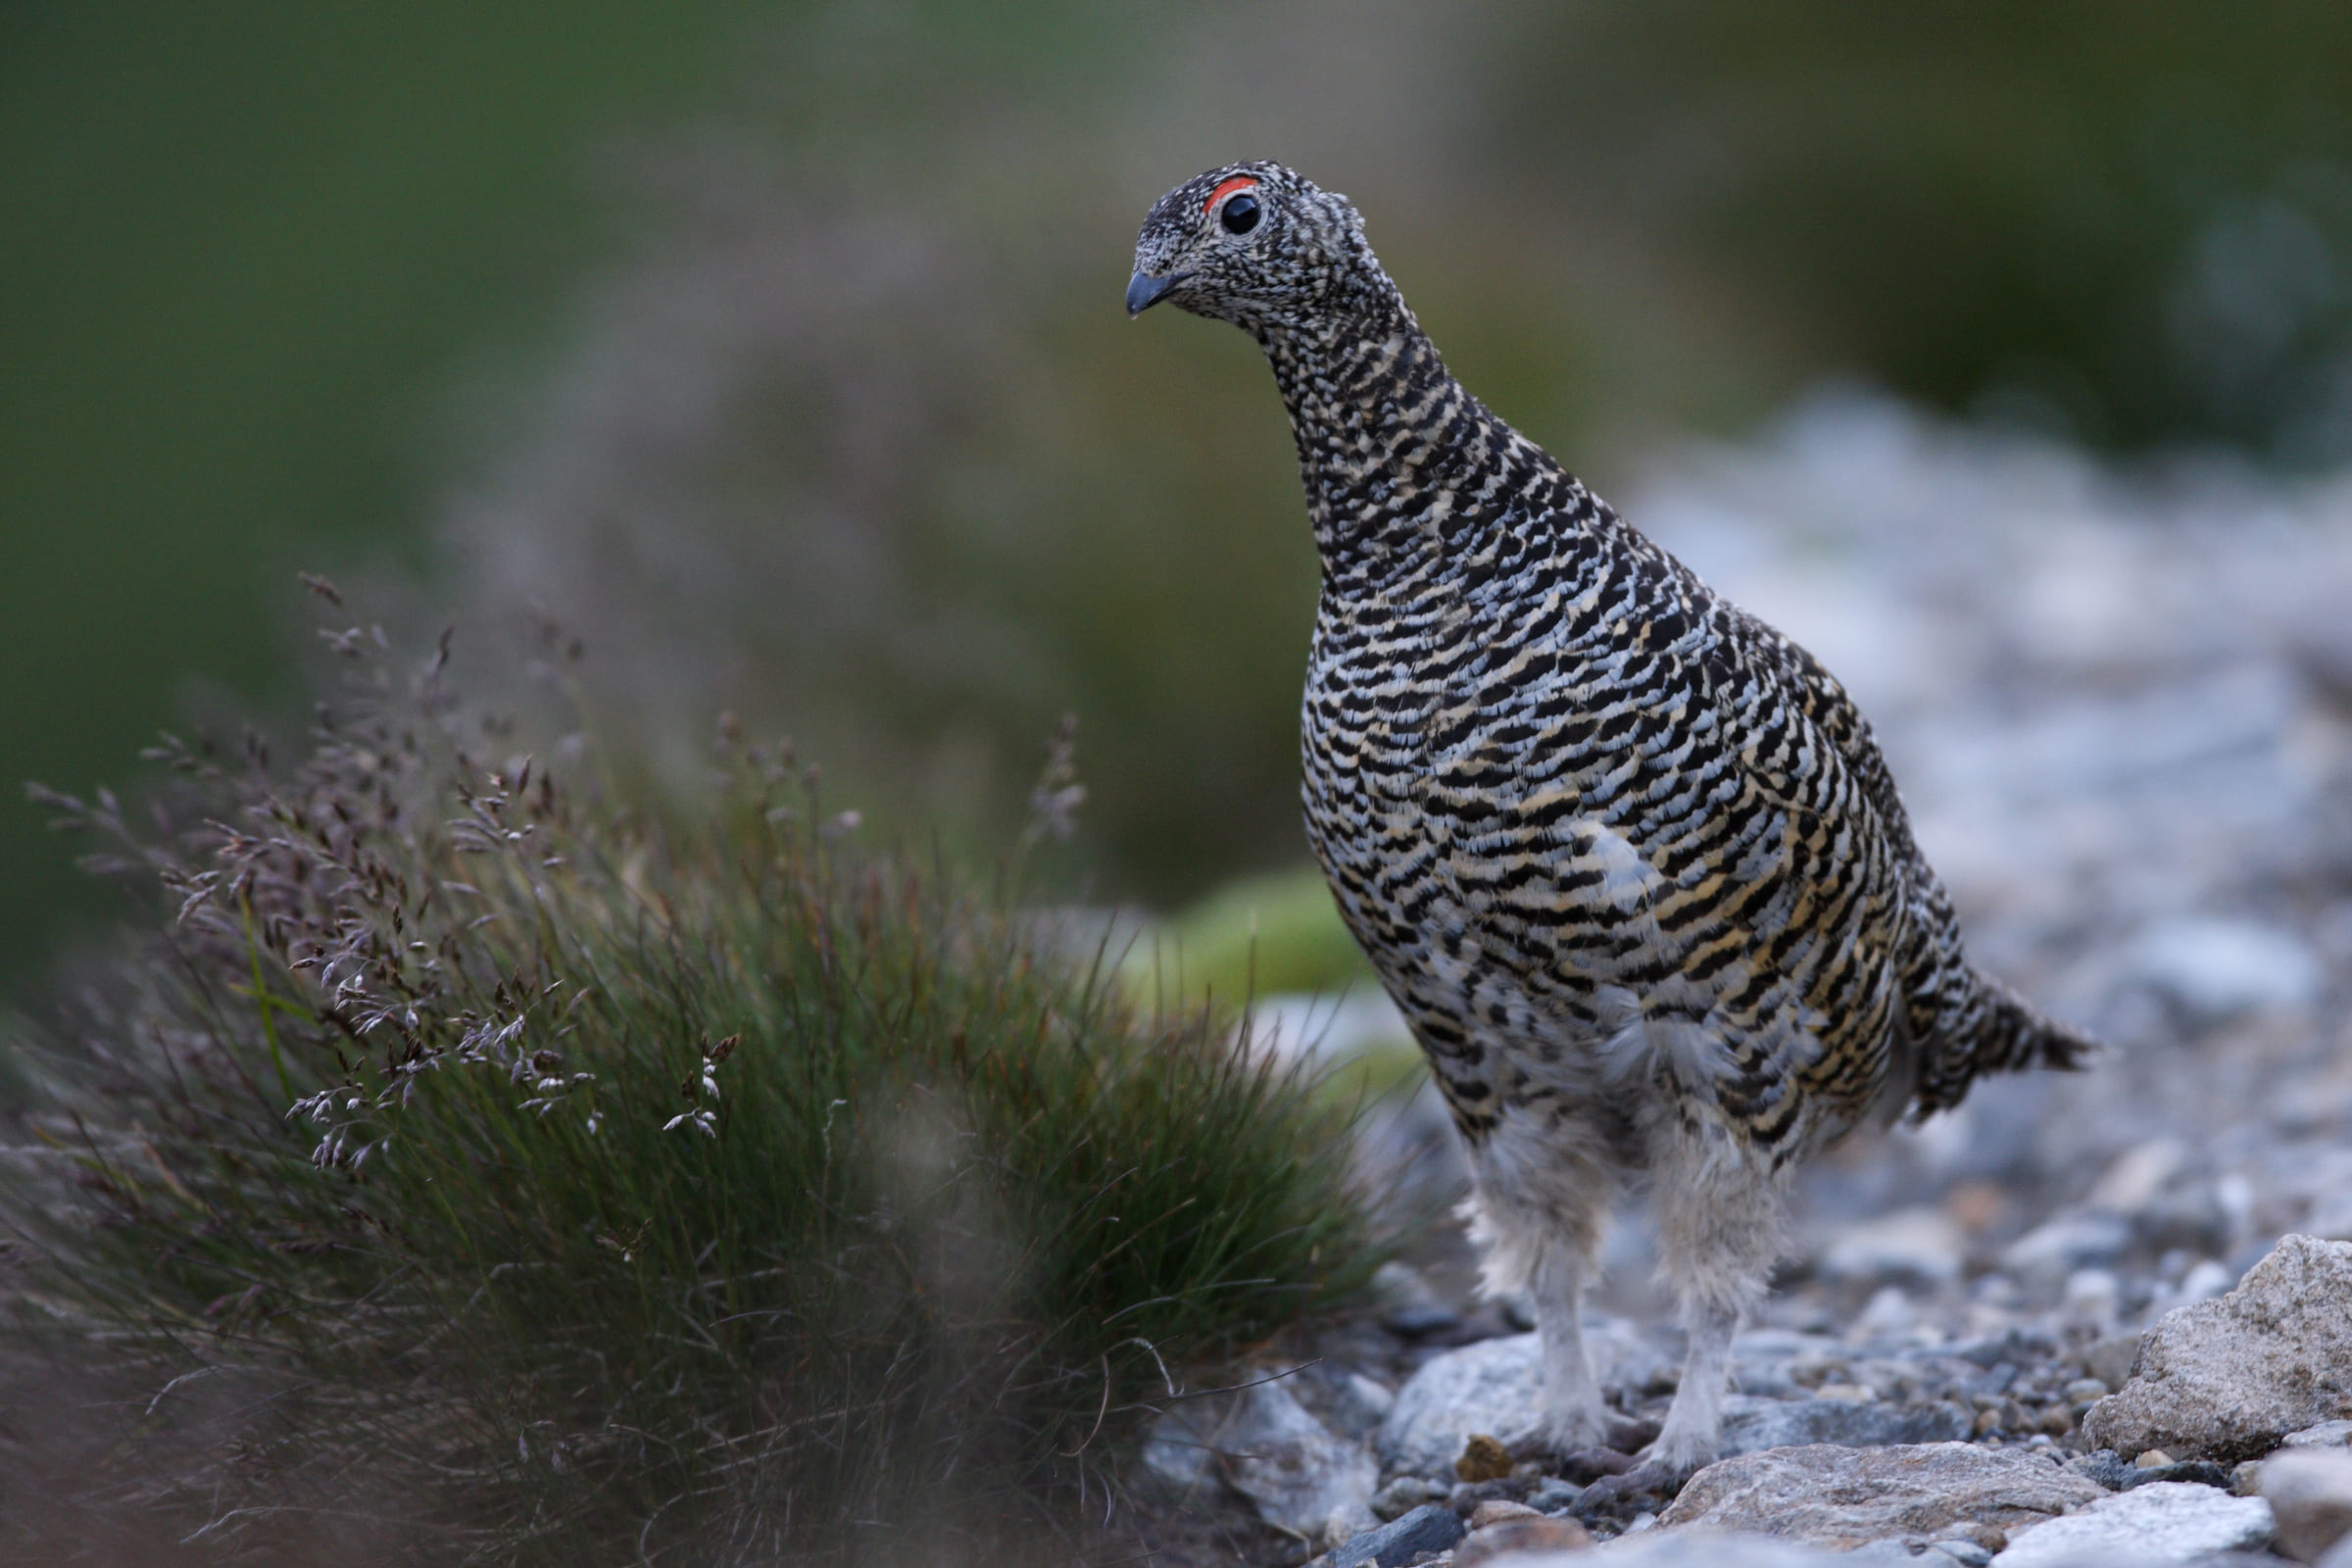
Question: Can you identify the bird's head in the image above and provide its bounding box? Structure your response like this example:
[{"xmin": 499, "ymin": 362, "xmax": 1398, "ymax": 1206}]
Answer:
[{"xmin": 1126, "ymin": 162, "xmax": 1380, "ymax": 332}]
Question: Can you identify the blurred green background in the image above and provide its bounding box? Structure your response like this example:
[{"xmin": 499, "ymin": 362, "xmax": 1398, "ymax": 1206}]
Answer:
[{"xmin": 13, "ymin": 1, "xmax": 2352, "ymax": 984}]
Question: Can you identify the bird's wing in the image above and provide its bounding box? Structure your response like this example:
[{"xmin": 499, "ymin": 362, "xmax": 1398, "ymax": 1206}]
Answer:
[
  {"xmin": 1718, "ymin": 600, "xmax": 2074, "ymax": 1111},
  {"xmin": 1427, "ymin": 540, "xmax": 1923, "ymax": 1149}
]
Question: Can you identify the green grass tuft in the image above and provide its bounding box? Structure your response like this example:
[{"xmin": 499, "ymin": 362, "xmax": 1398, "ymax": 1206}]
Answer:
[{"xmin": 0, "ymin": 629, "xmax": 1387, "ymax": 1564}]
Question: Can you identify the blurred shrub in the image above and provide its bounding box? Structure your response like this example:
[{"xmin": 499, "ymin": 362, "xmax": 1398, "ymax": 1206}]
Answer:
[
  {"xmin": 1496, "ymin": 1, "xmax": 2352, "ymax": 462},
  {"xmin": 0, "ymin": 618, "xmax": 1382, "ymax": 1564},
  {"xmin": 24, "ymin": 2, "xmax": 2352, "ymax": 978},
  {"xmin": 423, "ymin": 2, "xmax": 2352, "ymax": 930}
]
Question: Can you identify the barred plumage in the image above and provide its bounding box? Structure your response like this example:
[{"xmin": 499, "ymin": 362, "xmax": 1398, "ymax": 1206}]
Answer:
[{"xmin": 1129, "ymin": 163, "xmax": 2092, "ymax": 1487}]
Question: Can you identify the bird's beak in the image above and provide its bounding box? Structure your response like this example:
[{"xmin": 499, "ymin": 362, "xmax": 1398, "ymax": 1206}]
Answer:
[{"xmin": 1126, "ymin": 270, "xmax": 1188, "ymax": 318}]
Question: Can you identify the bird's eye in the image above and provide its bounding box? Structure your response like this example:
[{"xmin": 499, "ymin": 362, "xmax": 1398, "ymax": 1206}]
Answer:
[{"xmin": 1221, "ymin": 194, "xmax": 1260, "ymax": 235}]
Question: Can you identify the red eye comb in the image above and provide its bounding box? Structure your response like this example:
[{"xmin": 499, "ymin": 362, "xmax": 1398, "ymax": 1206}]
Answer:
[{"xmin": 1203, "ymin": 176, "xmax": 1259, "ymax": 214}]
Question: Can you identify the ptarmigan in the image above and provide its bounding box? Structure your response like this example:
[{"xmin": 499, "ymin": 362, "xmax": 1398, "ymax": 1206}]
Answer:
[{"xmin": 1127, "ymin": 163, "xmax": 2093, "ymax": 1495}]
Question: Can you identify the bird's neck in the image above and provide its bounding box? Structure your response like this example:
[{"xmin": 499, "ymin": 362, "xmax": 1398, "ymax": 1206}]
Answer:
[{"xmin": 1255, "ymin": 280, "xmax": 1589, "ymax": 584}]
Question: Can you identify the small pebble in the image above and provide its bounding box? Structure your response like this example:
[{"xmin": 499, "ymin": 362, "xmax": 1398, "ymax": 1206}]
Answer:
[
  {"xmin": 2068, "ymin": 1449, "xmax": 2137, "ymax": 1491},
  {"xmin": 2177, "ymin": 1257, "xmax": 2235, "ymax": 1304},
  {"xmin": 2134, "ymin": 1448, "xmax": 2175, "ymax": 1469},
  {"xmin": 1466, "ymin": 1498, "xmax": 1542, "ymax": 1528},
  {"xmin": 1447, "ymin": 1479, "xmax": 1521, "ymax": 1512},
  {"xmin": 2258, "ymin": 1448, "xmax": 2352, "ymax": 1563},
  {"xmin": 1452, "ymin": 1515, "xmax": 1593, "ymax": 1565},
  {"xmin": 2287, "ymin": 1421, "xmax": 2352, "ymax": 1449},
  {"xmin": 1327, "ymin": 1503, "xmax": 1465, "ymax": 1568},
  {"xmin": 1525, "ymin": 1476, "xmax": 1584, "ymax": 1512},
  {"xmin": 1370, "ymin": 1475, "xmax": 1448, "ymax": 1522}
]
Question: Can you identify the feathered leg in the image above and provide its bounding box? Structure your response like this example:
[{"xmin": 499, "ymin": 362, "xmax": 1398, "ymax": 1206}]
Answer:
[
  {"xmin": 1461, "ymin": 1113, "xmax": 1621, "ymax": 1452},
  {"xmin": 1585, "ymin": 1123, "xmax": 1788, "ymax": 1503},
  {"xmin": 1531, "ymin": 1231, "xmax": 1607, "ymax": 1449}
]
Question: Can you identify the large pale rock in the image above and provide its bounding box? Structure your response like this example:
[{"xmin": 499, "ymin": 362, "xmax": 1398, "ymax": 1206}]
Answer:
[
  {"xmin": 2082, "ymin": 1235, "xmax": 2352, "ymax": 1462},
  {"xmin": 1989, "ymin": 1481, "xmax": 2275, "ymax": 1566},
  {"xmin": 1220, "ymin": 1380, "xmax": 1378, "ymax": 1540},
  {"xmin": 1142, "ymin": 1377, "xmax": 1376, "ymax": 1539},
  {"xmin": 1658, "ymin": 1443, "xmax": 2103, "ymax": 1549},
  {"xmin": 2262, "ymin": 1448, "xmax": 2352, "ymax": 1563},
  {"xmin": 1375, "ymin": 1324, "xmax": 1672, "ymax": 1476},
  {"xmin": 1718, "ymin": 1394, "xmax": 1972, "ymax": 1456}
]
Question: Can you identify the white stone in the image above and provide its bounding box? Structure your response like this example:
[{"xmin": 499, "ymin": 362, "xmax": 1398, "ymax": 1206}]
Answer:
[
  {"xmin": 2129, "ymin": 916, "xmax": 2322, "ymax": 1020},
  {"xmin": 1142, "ymin": 1375, "xmax": 1377, "ymax": 1539},
  {"xmin": 1376, "ymin": 1324, "xmax": 1672, "ymax": 1476},
  {"xmin": 1990, "ymin": 1481, "xmax": 2275, "ymax": 1566},
  {"xmin": 1820, "ymin": 1207, "xmax": 1966, "ymax": 1286},
  {"xmin": 2286, "ymin": 1421, "xmax": 2352, "ymax": 1449},
  {"xmin": 2001, "ymin": 1211, "xmax": 2131, "ymax": 1279},
  {"xmin": 2060, "ymin": 1267, "xmax": 2120, "ymax": 1330},
  {"xmin": 1219, "ymin": 1378, "xmax": 1378, "ymax": 1541},
  {"xmin": 2261, "ymin": 1448, "xmax": 2352, "ymax": 1563},
  {"xmin": 2177, "ymin": 1256, "xmax": 2235, "ymax": 1305},
  {"xmin": 2086, "ymin": 1139, "xmax": 2189, "ymax": 1213},
  {"xmin": 1847, "ymin": 1284, "xmax": 1920, "ymax": 1343}
]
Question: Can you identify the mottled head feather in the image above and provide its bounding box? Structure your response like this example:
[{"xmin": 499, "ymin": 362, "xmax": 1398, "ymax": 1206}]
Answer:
[{"xmin": 1129, "ymin": 161, "xmax": 1391, "ymax": 333}]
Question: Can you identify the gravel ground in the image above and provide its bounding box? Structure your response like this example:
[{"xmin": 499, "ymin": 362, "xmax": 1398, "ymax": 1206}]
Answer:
[{"xmin": 1135, "ymin": 396, "xmax": 2352, "ymax": 1565}]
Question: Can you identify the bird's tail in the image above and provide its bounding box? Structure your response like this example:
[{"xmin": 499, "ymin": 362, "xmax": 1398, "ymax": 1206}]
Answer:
[
  {"xmin": 1972, "ymin": 980, "xmax": 2100, "ymax": 1077},
  {"xmin": 1912, "ymin": 975, "xmax": 2099, "ymax": 1118}
]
